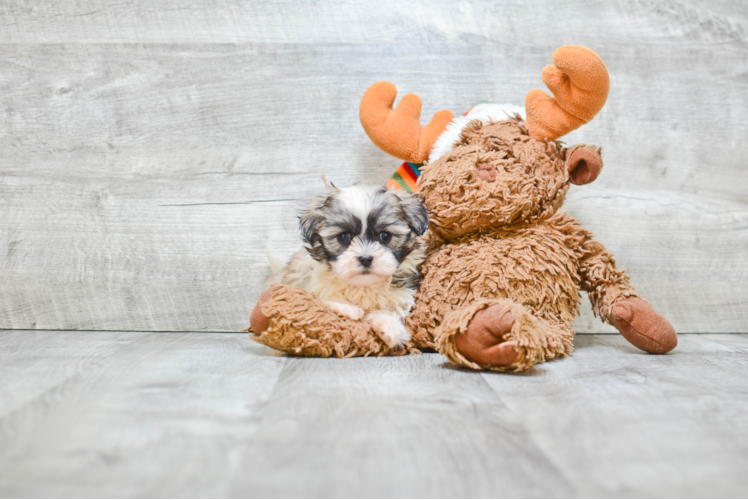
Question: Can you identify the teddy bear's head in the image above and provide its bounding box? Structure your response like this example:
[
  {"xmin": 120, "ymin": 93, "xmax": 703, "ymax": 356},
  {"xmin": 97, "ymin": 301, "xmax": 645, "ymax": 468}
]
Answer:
[
  {"xmin": 418, "ymin": 117, "xmax": 602, "ymax": 240},
  {"xmin": 359, "ymin": 45, "xmax": 608, "ymax": 241}
]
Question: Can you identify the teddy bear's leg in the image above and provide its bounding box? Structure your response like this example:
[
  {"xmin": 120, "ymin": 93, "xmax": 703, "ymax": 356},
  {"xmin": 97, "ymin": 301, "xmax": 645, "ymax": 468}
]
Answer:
[
  {"xmin": 435, "ymin": 299, "xmax": 574, "ymax": 372},
  {"xmin": 248, "ymin": 285, "xmax": 406, "ymax": 358}
]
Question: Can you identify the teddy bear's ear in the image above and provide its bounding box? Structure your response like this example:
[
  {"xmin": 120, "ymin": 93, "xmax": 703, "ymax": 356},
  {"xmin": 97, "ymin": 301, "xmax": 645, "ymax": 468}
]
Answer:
[
  {"xmin": 360, "ymin": 82, "xmax": 454, "ymax": 164},
  {"xmin": 567, "ymin": 145, "xmax": 603, "ymax": 185},
  {"xmin": 525, "ymin": 46, "xmax": 609, "ymax": 141},
  {"xmin": 394, "ymin": 191, "xmax": 429, "ymax": 235}
]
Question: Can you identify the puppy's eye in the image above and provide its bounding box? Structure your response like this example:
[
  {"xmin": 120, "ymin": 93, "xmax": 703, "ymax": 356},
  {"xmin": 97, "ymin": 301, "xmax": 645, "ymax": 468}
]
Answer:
[
  {"xmin": 379, "ymin": 232, "xmax": 392, "ymax": 243},
  {"xmin": 337, "ymin": 232, "xmax": 352, "ymax": 244}
]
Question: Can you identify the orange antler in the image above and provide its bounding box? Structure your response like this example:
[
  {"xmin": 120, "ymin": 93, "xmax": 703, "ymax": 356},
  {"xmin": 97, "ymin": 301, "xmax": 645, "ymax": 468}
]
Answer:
[
  {"xmin": 525, "ymin": 45, "xmax": 610, "ymax": 141},
  {"xmin": 359, "ymin": 82, "xmax": 454, "ymax": 164}
]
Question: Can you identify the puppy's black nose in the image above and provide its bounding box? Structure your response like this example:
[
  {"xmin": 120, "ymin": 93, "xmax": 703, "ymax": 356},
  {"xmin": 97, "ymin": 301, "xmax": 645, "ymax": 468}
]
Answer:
[{"xmin": 358, "ymin": 256, "xmax": 373, "ymax": 268}]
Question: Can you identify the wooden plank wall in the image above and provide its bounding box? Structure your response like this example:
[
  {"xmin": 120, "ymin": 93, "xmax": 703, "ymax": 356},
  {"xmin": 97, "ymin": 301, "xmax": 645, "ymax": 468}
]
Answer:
[{"xmin": 1, "ymin": 0, "xmax": 746, "ymax": 333}]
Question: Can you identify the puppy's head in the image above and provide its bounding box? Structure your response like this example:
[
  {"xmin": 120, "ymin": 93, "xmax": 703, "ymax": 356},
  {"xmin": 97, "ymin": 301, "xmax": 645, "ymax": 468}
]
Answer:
[{"xmin": 299, "ymin": 182, "xmax": 428, "ymax": 286}]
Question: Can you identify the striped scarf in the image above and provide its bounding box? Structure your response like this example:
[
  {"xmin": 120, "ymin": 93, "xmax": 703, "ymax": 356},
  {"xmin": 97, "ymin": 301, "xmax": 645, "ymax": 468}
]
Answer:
[{"xmin": 386, "ymin": 162, "xmax": 422, "ymax": 192}]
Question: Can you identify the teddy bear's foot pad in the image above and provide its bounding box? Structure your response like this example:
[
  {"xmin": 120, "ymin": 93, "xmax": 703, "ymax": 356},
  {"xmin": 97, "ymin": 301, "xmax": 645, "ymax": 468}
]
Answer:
[
  {"xmin": 248, "ymin": 286, "xmax": 281, "ymax": 335},
  {"xmin": 454, "ymin": 305, "xmax": 519, "ymax": 367},
  {"xmin": 612, "ymin": 298, "xmax": 677, "ymax": 354}
]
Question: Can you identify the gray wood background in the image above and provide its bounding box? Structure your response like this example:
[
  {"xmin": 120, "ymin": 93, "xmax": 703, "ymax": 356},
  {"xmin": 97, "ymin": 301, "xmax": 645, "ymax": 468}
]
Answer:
[{"xmin": 1, "ymin": 0, "xmax": 747, "ymax": 333}]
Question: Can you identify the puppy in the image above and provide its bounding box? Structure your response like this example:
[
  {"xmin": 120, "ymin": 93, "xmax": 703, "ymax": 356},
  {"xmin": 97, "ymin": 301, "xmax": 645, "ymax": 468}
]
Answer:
[{"xmin": 269, "ymin": 180, "xmax": 428, "ymax": 347}]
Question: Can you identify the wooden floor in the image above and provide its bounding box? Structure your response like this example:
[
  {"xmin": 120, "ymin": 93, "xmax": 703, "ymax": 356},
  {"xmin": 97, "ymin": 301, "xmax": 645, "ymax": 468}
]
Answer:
[{"xmin": 1, "ymin": 331, "xmax": 746, "ymax": 498}]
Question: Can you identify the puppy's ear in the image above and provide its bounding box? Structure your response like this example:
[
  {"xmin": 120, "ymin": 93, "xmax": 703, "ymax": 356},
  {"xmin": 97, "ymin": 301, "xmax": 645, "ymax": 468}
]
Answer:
[
  {"xmin": 321, "ymin": 175, "xmax": 340, "ymax": 193},
  {"xmin": 298, "ymin": 197, "xmax": 332, "ymax": 263},
  {"xmin": 396, "ymin": 191, "xmax": 429, "ymax": 235},
  {"xmin": 299, "ymin": 211, "xmax": 318, "ymax": 246},
  {"xmin": 299, "ymin": 196, "xmax": 326, "ymax": 246}
]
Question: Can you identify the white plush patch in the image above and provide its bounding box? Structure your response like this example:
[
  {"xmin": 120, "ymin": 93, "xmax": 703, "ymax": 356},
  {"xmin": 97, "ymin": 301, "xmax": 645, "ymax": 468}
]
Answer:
[{"xmin": 428, "ymin": 103, "xmax": 526, "ymax": 164}]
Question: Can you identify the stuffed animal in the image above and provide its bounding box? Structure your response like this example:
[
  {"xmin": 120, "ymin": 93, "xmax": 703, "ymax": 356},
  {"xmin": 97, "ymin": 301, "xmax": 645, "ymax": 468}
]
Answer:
[{"xmin": 248, "ymin": 45, "xmax": 677, "ymax": 372}]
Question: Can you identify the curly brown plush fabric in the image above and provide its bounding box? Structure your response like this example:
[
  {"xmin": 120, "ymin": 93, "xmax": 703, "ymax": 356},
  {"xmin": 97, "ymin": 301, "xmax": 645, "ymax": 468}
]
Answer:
[
  {"xmin": 435, "ymin": 299, "xmax": 574, "ymax": 372},
  {"xmin": 251, "ymin": 285, "xmax": 411, "ymax": 358},
  {"xmin": 418, "ymin": 119, "xmax": 569, "ymax": 241}
]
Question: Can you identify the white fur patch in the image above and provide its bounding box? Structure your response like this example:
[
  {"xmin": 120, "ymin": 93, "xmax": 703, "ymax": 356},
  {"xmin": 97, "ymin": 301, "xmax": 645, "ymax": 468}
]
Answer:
[
  {"xmin": 326, "ymin": 301, "xmax": 365, "ymax": 320},
  {"xmin": 267, "ymin": 252, "xmax": 287, "ymax": 275},
  {"xmin": 365, "ymin": 311, "xmax": 411, "ymax": 347},
  {"xmin": 428, "ymin": 103, "xmax": 526, "ymax": 164},
  {"xmin": 336, "ymin": 184, "xmax": 374, "ymax": 235},
  {"xmin": 330, "ymin": 238, "xmax": 398, "ymax": 286},
  {"xmin": 269, "ymin": 244, "xmax": 424, "ymax": 320}
]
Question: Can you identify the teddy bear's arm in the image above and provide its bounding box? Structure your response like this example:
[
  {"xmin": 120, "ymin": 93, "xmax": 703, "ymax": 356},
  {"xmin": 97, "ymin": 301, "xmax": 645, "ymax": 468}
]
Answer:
[
  {"xmin": 576, "ymin": 235, "xmax": 641, "ymax": 323},
  {"xmin": 248, "ymin": 285, "xmax": 409, "ymax": 358},
  {"xmin": 574, "ymin": 231, "xmax": 677, "ymax": 353}
]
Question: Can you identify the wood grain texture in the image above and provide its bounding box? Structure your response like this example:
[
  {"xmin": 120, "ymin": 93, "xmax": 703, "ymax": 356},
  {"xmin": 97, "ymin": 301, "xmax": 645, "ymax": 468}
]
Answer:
[
  {"xmin": 228, "ymin": 354, "xmax": 573, "ymax": 498},
  {"xmin": 0, "ymin": 330, "xmax": 746, "ymax": 497},
  {"xmin": 0, "ymin": 1, "xmax": 747, "ymax": 332},
  {"xmin": 480, "ymin": 334, "xmax": 748, "ymax": 498},
  {"xmin": 0, "ymin": 330, "xmax": 287, "ymax": 497},
  {"xmin": 0, "ymin": 0, "xmax": 746, "ymax": 45}
]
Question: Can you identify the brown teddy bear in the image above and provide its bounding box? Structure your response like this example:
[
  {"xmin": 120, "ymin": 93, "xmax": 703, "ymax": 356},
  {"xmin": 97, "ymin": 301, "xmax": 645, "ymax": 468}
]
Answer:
[{"xmin": 248, "ymin": 45, "xmax": 677, "ymax": 372}]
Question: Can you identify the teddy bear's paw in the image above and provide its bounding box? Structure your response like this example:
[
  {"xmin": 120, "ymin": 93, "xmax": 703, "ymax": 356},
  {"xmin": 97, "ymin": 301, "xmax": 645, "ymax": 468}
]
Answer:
[
  {"xmin": 249, "ymin": 286, "xmax": 281, "ymax": 335},
  {"xmin": 612, "ymin": 298, "xmax": 677, "ymax": 354},
  {"xmin": 454, "ymin": 305, "xmax": 519, "ymax": 367},
  {"xmin": 326, "ymin": 301, "xmax": 366, "ymax": 321},
  {"xmin": 365, "ymin": 312, "xmax": 411, "ymax": 348}
]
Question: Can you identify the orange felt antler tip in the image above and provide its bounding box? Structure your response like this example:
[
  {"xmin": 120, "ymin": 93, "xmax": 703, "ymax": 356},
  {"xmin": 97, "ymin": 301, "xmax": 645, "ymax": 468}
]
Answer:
[
  {"xmin": 360, "ymin": 81, "xmax": 454, "ymax": 164},
  {"xmin": 526, "ymin": 45, "xmax": 610, "ymax": 141}
]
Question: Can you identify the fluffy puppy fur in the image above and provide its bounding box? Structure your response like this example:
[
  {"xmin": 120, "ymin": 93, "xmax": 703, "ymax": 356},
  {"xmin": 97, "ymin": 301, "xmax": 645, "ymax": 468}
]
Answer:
[{"xmin": 270, "ymin": 181, "xmax": 428, "ymax": 347}]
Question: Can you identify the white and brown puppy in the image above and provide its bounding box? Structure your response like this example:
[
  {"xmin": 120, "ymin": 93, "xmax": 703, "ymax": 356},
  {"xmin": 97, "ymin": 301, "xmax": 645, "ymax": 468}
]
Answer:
[{"xmin": 270, "ymin": 181, "xmax": 428, "ymax": 347}]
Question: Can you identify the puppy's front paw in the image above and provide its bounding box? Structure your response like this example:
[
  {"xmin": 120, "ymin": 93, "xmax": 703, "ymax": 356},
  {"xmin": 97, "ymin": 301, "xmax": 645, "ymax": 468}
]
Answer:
[
  {"xmin": 365, "ymin": 312, "xmax": 411, "ymax": 348},
  {"xmin": 326, "ymin": 301, "xmax": 365, "ymax": 321}
]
